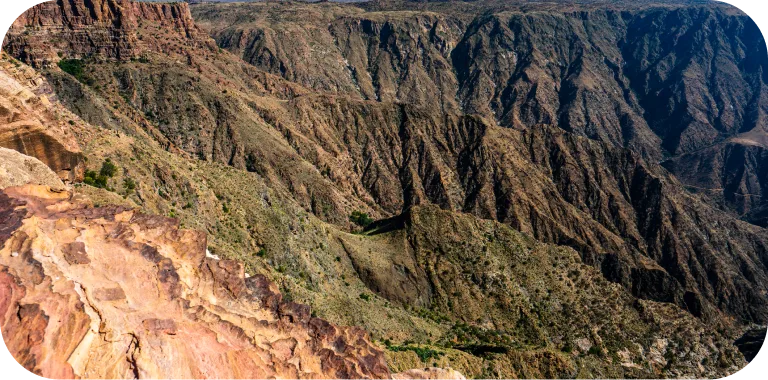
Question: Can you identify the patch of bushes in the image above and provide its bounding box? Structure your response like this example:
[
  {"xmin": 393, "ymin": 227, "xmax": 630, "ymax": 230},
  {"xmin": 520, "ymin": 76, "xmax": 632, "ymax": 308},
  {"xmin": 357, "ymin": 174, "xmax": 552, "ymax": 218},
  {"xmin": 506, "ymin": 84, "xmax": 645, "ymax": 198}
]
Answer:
[
  {"xmin": 588, "ymin": 345, "xmax": 603, "ymax": 357},
  {"xmin": 349, "ymin": 210, "xmax": 374, "ymax": 228},
  {"xmin": 359, "ymin": 293, "xmax": 371, "ymax": 301},
  {"xmin": 83, "ymin": 159, "xmax": 118, "ymax": 190},
  {"xmin": 384, "ymin": 340, "xmax": 444, "ymax": 362},
  {"xmin": 58, "ymin": 58, "xmax": 94, "ymax": 86},
  {"xmin": 447, "ymin": 322, "xmax": 514, "ymax": 349}
]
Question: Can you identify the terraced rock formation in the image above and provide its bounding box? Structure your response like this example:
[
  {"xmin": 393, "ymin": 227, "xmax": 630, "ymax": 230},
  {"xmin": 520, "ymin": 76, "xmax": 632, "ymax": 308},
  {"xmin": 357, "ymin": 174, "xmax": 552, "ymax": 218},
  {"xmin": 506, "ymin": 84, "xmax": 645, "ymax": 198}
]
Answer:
[{"xmin": 1, "ymin": 0, "xmax": 767, "ymax": 378}]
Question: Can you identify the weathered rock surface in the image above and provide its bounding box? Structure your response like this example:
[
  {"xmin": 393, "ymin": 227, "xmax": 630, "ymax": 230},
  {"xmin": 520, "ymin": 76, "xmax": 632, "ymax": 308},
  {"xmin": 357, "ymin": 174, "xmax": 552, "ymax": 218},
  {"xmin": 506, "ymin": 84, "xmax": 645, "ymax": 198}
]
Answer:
[
  {"xmin": 1, "ymin": 0, "xmax": 767, "ymax": 377},
  {"xmin": 188, "ymin": 1, "xmax": 768, "ymax": 326},
  {"xmin": 392, "ymin": 367, "xmax": 466, "ymax": 380},
  {"xmin": 0, "ymin": 54, "xmax": 84, "ymax": 183},
  {"xmin": 2, "ymin": 0, "xmax": 206, "ymax": 67},
  {"xmin": 194, "ymin": 0, "xmax": 768, "ymax": 224},
  {"xmin": 346, "ymin": 205, "xmax": 746, "ymax": 378},
  {"xmin": 7, "ymin": 0, "xmax": 768, "ymax": 328},
  {"xmin": 194, "ymin": 1, "xmax": 767, "ymax": 160},
  {"xmin": 0, "ymin": 185, "xmax": 391, "ymax": 379},
  {"xmin": 0, "ymin": 148, "xmax": 65, "ymax": 190},
  {"xmin": 662, "ymin": 134, "xmax": 768, "ymax": 226}
]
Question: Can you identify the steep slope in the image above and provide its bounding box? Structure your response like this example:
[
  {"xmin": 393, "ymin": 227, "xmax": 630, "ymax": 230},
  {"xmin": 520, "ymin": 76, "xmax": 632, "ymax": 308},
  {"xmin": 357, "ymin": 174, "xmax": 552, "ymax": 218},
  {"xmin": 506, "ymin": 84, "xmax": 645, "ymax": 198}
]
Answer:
[
  {"xmin": 0, "ymin": 185, "xmax": 390, "ymax": 379},
  {"xmin": 0, "ymin": 148, "xmax": 65, "ymax": 189},
  {"xmin": 5, "ymin": 0, "xmax": 768, "ymax": 325},
  {"xmin": 195, "ymin": 1, "xmax": 768, "ymax": 158},
  {"xmin": 0, "ymin": 53, "xmax": 84, "ymax": 183},
  {"xmin": 190, "ymin": 1, "xmax": 768, "ymax": 324},
  {"xmin": 0, "ymin": 56, "xmax": 746, "ymax": 378},
  {"xmin": 359, "ymin": 205, "xmax": 746, "ymax": 378},
  {"xmin": 194, "ymin": 1, "xmax": 768, "ymax": 217},
  {"xmin": 1, "ymin": 0, "xmax": 767, "ymax": 378},
  {"xmin": 662, "ymin": 135, "xmax": 768, "ymax": 226}
]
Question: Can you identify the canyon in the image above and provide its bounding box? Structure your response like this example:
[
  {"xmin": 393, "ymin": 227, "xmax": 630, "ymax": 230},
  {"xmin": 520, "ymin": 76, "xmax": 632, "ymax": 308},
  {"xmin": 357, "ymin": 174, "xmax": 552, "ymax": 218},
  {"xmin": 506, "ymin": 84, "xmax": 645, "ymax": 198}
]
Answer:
[{"xmin": 1, "ymin": 0, "xmax": 767, "ymax": 378}]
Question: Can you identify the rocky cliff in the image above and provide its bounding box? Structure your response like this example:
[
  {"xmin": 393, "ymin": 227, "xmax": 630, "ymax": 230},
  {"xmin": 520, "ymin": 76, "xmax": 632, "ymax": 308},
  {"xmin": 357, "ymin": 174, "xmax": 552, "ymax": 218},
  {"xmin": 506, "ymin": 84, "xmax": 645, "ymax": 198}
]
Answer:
[
  {"xmin": 0, "ymin": 184, "xmax": 390, "ymax": 379},
  {"xmin": 3, "ymin": 0, "xmax": 205, "ymax": 67},
  {"xmin": 0, "ymin": 148, "xmax": 65, "ymax": 189},
  {"xmin": 195, "ymin": 1, "xmax": 768, "ymax": 220},
  {"xmin": 1, "ymin": 0, "xmax": 767, "ymax": 378},
  {"xmin": 188, "ymin": 1, "xmax": 768, "ymax": 325},
  {"xmin": 0, "ymin": 53, "xmax": 84, "ymax": 183}
]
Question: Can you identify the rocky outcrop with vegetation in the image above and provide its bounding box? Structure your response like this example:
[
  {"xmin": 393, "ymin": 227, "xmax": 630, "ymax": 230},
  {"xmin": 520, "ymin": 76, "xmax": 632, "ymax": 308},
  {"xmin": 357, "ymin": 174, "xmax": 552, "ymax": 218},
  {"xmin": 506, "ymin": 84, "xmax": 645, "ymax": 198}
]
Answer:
[{"xmin": 1, "ymin": 0, "xmax": 767, "ymax": 378}]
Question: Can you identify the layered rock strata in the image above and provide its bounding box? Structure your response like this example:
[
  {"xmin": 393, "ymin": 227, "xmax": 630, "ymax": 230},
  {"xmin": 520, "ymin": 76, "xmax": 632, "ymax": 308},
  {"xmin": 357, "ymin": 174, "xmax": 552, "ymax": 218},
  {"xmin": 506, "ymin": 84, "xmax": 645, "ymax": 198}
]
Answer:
[
  {"xmin": 0, "ymin": 184, "xmax": 391, "ymax": 379},
  {"xmin": 0, "ymin": 54, "xmax": 84, "ymax": 182}
]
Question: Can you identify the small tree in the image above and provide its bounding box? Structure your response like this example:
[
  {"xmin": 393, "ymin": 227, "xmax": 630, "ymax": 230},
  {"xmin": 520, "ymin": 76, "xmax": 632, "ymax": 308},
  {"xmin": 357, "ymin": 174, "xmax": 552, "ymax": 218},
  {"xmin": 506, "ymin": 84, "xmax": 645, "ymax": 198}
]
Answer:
[{"xmin": 100, "ymin": 159, "xmax": 118, "ymax": 177}]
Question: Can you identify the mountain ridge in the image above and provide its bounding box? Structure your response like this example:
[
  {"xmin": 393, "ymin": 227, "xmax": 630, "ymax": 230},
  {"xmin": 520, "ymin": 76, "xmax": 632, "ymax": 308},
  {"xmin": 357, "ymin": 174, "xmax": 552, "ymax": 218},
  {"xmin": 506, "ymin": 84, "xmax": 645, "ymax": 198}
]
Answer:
[{"xmin": 1, "ymin": 0, "xmax": 767, "ymax": 378}]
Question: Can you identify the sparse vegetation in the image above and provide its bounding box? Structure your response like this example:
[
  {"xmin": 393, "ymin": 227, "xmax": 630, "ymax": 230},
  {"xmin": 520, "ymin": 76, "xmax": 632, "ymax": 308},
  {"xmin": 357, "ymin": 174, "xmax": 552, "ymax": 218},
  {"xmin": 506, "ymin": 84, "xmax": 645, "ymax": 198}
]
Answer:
[
  {"xmin": 83, "ymin": 159, "xmax": 118, "ymax": 190},
  {"xmin": 123, "ymin": 177, "xmax": 136, "ymax": 194},
  {"xmin": 349, "ymin": 210, "xmax": 374, "ymax": 228},
  {"xmin": 58, "ymin": 58, "xmax": 94, "ymax": 86},
  {"xmin": 384, "ymin": 340, "xmax": 444, "ymax": 362}
]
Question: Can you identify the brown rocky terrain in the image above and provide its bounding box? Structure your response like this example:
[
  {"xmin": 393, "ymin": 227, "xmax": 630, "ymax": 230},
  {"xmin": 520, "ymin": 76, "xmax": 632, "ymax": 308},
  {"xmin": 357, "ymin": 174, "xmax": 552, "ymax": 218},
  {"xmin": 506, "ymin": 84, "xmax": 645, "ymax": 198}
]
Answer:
[
  {"xmin": 0, "ymin": 55, "xmax": 84, "ymax": 183},
  {"xmin": 195, "ymin": 0, "xmax": 768, "ymax": 221},
  {"xmin": 0, "ymin": 184, "xmax": 390, "ymax": 379},
  {"xmin": 149, "ymin": 0, "xmax": 768, "ymax": 325},
  {"xmin": 1, "ymin": 0, "xmax": 767, "ymax": 378}
]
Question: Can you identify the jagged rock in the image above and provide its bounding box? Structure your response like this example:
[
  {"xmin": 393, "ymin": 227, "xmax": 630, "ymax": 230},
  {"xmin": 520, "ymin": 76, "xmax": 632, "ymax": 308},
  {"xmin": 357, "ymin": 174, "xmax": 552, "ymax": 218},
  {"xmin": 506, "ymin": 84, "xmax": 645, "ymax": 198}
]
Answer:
[
  {"xmin": 662, "ymin": 135, "xmax": 768, "ymax": 226},
  {"xmin": 0, "ymin": 185, "xmax": 391, "ymax": 379},
  {"xmin": 194, "ymin": 0, "xmax": 768, "ymax": 232},
  {"xmin": 393, "ymin": 367, "xmax": 466, "ymax": 380},
  {"xmin": 2, "ymin": 0, "xmax": 206, "ymax": 67},
  {"xmin": 190, "ymin": 1, "xmax": 768, "ymax": 325},
  {"xmin": 7, "ymin": 0, "xmax": 768, "ymax": 328},
  {"xmin": 1, "ymin": 0, "xmax": 766, "ymax": 377}
]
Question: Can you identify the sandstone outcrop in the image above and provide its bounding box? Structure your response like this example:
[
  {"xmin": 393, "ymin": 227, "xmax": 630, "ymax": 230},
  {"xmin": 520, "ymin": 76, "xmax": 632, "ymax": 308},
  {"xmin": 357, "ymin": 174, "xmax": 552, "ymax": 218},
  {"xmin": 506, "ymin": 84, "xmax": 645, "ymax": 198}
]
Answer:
[
  {"xmin": 0, "ymin": 148, "xmax": 65, "ymax": 190},
  {"xmin": 1, "ymin": 0, "xmax": 766, "ymax": 377},
  {"xmin": 0, "ymin": 54, "xmax": 84, "ymax": 183},
  {"xmin": 0, "ymin": 185, "xmax": 390, "ymax": 379}
]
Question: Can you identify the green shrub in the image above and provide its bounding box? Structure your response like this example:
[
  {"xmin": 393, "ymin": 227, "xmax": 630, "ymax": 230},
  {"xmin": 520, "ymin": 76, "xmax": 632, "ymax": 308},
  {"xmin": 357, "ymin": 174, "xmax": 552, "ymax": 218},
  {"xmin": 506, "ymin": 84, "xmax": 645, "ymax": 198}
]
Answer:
[
  {"xmin": 82, "ymin": 159, "xmax": 118, "ymax": 190},
  {"xmin": 58, "ymin": 58, "xmax": 94, "ymax": 86},
  {"xmin": 359, "ymin": 293, "xmax": 371, "ymax": 301},
  {"xmin": 385, "ymin": 342, "xmax": 444, "ymax": 362},
  {"xmin": 123, "ymin": 177, "xmax": 136, "ymax": 193},
  {"xmin": 83, "ymin": 170, "xmax": 107, "ymax": 188},
  {"xmin": 349, "ymin": 210, "xmax": 374, "ymax": 228},
  {"xmin": 100, "ymin": 159, "xmax": 118, "ymax": 177}
]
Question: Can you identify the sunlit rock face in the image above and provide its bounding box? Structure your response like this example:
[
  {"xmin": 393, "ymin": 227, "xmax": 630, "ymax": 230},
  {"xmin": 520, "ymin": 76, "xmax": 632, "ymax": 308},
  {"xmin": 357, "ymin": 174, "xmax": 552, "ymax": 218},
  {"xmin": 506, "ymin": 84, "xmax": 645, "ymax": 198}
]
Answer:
[
  {"xmin": 0, "ymin": 185, "xmax": 391, "ymax": 379},
  {"xmin": 2, "ymin": 0, "xmax": 202, "ymax": 67},
  {"xmin": 0, "ymin": 58, "xmax": 85, "ymax": 183}
]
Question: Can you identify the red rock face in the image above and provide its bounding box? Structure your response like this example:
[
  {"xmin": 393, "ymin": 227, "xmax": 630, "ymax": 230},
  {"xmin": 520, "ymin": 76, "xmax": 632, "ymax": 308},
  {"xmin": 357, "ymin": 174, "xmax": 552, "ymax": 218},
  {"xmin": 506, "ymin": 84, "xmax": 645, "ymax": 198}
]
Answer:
[
  {"xmin": 2, "ymin": 0, "xmax": 200, "ymax": 67},
  {"xmin": 0, "ymin": 185, "xmax": 391, "ymax": 379}
]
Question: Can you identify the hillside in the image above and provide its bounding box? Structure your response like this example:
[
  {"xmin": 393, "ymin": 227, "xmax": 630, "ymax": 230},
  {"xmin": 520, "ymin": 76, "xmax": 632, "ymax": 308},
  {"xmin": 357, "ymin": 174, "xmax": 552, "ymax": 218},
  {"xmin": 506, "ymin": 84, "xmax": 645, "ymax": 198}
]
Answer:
[{"xmin": 1, "ymin": 0, "xmax": 767, "ymax": 378}]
